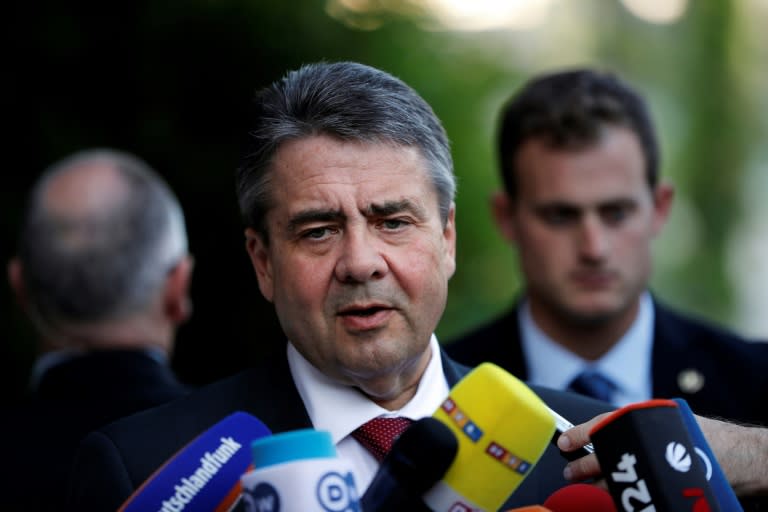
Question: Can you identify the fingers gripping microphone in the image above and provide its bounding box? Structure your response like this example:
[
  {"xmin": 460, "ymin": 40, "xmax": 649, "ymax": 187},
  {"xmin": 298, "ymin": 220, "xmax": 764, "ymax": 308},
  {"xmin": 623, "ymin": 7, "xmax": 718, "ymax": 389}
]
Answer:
[
  {"xmin": 119, "ymin": 411, "xmax": 272, "ymax": 512},
  {"xmin": 361, "ymin": 417, "xmax": 459, "ymax": 511},
  {"xmin": 424, "ymin": 362, "xmax": 556, "ymax": 511},
  {"xmin": 672, "ymin": 398, "xmax": 743, "ymax": 511},
  {"xmin": 589, "ymin": 399, "xmax": 721, "ymax": 512},
  {"xmin": 240, "ymin": 429, "xmax": 362, "ymax": 512}
]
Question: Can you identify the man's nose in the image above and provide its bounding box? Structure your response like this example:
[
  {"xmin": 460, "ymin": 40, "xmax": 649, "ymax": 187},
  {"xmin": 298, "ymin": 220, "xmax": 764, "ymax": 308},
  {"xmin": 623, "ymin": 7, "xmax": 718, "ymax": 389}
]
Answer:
[
  {"xmin": 577, "ymin": 215, "xmax": 609, "ymax": 261},
  {"xmin": 334, "ymin": 226, "xmax": 388, "ymax": 283}
]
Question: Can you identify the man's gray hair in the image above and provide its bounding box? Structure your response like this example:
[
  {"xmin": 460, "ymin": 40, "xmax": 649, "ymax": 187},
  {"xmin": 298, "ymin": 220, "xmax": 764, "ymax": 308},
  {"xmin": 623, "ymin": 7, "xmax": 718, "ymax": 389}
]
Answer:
[
  {"xmin": 18, "ymin": 149, "xmax": 188, "ymax": 325},
  {"xmin": 236, "ymin": 61, "xmax": 455, "ymax": 239}
]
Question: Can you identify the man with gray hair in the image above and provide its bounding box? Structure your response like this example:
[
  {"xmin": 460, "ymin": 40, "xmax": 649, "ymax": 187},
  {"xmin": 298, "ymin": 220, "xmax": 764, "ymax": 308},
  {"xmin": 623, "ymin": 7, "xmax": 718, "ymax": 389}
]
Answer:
[
  {"xmin": 4, "ymin": 149, "xmax": 193, "ymax": 510},
  {"xmin": 67, "ymin": 62, "xmax": 611, "ymax": 510}
]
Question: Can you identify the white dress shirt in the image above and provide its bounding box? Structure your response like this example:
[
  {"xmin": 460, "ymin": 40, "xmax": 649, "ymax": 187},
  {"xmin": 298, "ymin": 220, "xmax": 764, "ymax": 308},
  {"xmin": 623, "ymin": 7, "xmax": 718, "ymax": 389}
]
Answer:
[
  {"xmin": 520, "ymin": 292, "xmax": 654, "ymax": 406},
  {"xmin": 287, "ymin": 334, "xmax": 450, "ymax": 490}
]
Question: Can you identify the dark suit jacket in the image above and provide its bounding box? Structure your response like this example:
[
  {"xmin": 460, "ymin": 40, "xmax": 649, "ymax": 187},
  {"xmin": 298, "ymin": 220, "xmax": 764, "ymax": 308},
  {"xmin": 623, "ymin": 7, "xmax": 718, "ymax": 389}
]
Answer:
[
  {"xmin": 446, "ymin": 298, "xmax": 768, "ymax": 426},
  {"xmin": 66, "ymin": 349, "xmax": 612, "ymax": 511},
  {"xmin": 1, "ymin": 350, "xmax": 190, "ymax": 512}
]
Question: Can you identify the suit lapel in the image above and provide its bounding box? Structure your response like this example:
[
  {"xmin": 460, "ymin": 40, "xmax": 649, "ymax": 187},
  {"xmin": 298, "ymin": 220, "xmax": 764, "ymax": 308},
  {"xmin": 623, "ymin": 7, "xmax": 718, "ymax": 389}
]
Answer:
[
  {"xmin": 651, "ymin": 301, "xmax": 692, "ymax": 399},
  {"xmin": 440, "ymin": 348, "xmax": 471, "ymax": 386}
]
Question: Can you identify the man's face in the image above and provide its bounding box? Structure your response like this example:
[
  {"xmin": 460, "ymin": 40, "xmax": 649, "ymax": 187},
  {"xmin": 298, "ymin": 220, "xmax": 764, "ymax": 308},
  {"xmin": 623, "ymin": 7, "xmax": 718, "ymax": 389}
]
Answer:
[
  {"xmin": 493, "ymin": 125, "xmax": 672, "ymax": 327},
  {"xmin": 245, "ymin": 135, "xmax": 456, "ymax": 402}
]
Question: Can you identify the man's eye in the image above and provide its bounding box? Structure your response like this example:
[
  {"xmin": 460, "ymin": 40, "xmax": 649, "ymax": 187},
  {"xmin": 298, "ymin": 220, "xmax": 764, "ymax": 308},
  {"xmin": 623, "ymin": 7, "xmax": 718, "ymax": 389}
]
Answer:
[
  {"xmin": 381, "ymin": 218, "xmax": 408, "ymax": 230},
  {"xmin": 600, "ymin": 204, "xmax": 634, "ymax": 224},
  {"xmin": 303, "ymin": 227, "xmax": 333, "ymax": 239},
  {"xmin": 540, "ymin": 208, "xmax": 578, "ymax": 226}
]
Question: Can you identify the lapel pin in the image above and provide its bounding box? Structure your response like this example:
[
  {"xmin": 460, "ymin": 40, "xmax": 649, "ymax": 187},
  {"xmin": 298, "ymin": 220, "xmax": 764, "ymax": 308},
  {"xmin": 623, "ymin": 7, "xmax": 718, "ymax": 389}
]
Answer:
[{"xmin": 677, "ymin": 368, "xmax": 705, "ymax": 394}]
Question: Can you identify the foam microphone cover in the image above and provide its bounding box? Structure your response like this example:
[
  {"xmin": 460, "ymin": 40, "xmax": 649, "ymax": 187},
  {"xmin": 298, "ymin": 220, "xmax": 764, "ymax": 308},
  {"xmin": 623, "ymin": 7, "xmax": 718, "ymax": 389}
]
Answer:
[
  {"xmin": 361, "ymin": 416, "xmax": 458, "ymax": 511},
  {"xmin": 589, "ymin": 399, "xmax": 721, "ymax": 512},
  {"xmin": 241, "ymin": 429, "xmax": 361, "ymax": 511},
  {"xmin": 543, "ymin": 483, "xmax": 617, "ymax": 512},
  {"xmin": 424, "ymin": 362, "xmax": 556, "ymax": 511},
  {"xmin": 119, "ymin": 411, "xmax": 272, "ymax": 512}
]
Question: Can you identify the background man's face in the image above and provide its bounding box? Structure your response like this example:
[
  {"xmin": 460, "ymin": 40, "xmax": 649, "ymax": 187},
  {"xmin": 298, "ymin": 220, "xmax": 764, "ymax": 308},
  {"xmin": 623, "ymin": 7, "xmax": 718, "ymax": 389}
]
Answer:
[
  {"xmin": 495, "ymin": 125, "xmax": 672, "ymax": 327},
  {"xmin": 245, "ymin": 135, "xmax": 456, "ymax": 401}
]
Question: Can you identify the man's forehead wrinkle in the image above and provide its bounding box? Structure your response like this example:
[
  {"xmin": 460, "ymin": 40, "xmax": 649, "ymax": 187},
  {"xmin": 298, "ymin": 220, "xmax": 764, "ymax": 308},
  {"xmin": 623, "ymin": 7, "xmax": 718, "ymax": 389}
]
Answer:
[
  {"xmin": 365, "ymin": 198, "xmax": 427, "ymax": 219},
  {"xmin": 286, "ymin": 208, "xmax": 346, "ymax": 231},
  {"xmin": 284, "ymin": 199, "xmax": 422, "ymax": 230}
]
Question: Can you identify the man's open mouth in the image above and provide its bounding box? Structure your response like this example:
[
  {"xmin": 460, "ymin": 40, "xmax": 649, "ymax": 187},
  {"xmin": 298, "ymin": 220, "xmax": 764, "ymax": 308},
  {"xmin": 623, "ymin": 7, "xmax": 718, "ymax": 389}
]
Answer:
[{"xmin": 339, "ymin": 306, "xmax": 386, "ymax": 317}]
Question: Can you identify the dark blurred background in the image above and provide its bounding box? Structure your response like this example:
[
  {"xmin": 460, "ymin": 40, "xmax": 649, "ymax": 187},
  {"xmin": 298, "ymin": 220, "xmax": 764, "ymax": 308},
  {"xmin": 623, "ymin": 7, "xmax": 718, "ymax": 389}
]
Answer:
[{"xmin": 4, "ymin": 0, "xmax": 768, "ymax": 404}]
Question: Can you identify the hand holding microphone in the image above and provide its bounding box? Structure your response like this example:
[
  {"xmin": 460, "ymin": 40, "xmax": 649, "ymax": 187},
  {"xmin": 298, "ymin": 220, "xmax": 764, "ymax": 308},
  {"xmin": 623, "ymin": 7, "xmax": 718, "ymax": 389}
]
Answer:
[
  {"xmin": 556, "ymin": 412, "xmax": 611, "ymax": 484},
  {"xmin": 589, "ymin": 399, "xmax": 720, "ymax": 511}
]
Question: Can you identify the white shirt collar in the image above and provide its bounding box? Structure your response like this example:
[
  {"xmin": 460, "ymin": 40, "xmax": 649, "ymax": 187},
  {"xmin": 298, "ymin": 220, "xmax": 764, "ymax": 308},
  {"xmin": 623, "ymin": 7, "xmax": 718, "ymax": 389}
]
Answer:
[
  {"xmin": 287, "ymin": 334, "xmax": 450, "ymax": 489},
  {"xmin": 520, "ymin": 292, "xmax": 654, "ymax": 406}
]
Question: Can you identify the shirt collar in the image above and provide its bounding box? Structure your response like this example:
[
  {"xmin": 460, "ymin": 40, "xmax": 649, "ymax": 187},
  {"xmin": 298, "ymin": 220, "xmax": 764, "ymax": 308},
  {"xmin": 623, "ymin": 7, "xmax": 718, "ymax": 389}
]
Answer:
[
  {"xmin": 520, "ymin": 292, "xmax": 654, "ymax": 406},
  {"xmin": 29, "ymin": 349, "xmax": 80, "ymax": 391},
  {"xmin": 287, "ymin": 334, "xmax": 449, "ymax": 445}
]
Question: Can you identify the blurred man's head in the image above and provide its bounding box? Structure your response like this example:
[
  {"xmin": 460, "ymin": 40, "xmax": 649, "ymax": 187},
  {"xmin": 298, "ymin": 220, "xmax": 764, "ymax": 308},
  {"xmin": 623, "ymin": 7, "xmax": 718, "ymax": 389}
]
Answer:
[
  {"xmin": 497, "ymin": 69, "xmax": 660, "ymax": 198},
  {"xmin": 491, "ymin": 69, "xmax": 673, "ymax": 346},
  {"xmin": 8, "ymin": 149, "xmax": 193, "ymax": 354}
]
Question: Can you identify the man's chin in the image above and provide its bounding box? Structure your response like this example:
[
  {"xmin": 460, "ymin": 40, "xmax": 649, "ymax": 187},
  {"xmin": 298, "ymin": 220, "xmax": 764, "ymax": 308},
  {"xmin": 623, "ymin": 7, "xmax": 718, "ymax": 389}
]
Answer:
[{"xmin": 560, "ymin": 300, "xmax": 627, "ymax": 326}]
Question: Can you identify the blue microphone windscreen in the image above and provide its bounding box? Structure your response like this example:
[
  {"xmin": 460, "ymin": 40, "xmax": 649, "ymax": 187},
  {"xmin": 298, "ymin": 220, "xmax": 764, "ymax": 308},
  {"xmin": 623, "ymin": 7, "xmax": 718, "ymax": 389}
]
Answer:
[
  {"xmin": 250, "ymin": 429, "xmax": 336, "ymax": 468},
  {"xmin": 120, "ymin": 411, "xmax": 271, "ymax": 512},
  {"xmin": 672, "ymin": 398, "xmax": 743, "ymax": 512}
]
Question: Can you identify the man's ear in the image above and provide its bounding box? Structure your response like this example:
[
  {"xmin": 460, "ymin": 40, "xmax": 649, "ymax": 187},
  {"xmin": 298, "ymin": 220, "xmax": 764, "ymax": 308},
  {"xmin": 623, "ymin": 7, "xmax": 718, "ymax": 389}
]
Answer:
[
  {"xmin": 244, "ymin": 228, "xmax": 274, "ymax": 302},
  {"xmin": 442, "ymin": 203, "xmax": 457, "ymax": 279},
  {"xmin": 164, "ymin": 255, "xmax": 194, "ymax": 325},
  {"xmin": 651, "ymin": 182, "xmax": 675, "ymax": 236},
  {"xmin": 7, "ymin": 258, "xmax": 29, "ymax": 310},
  {"xmin": 490, "ymin": 190, "xmax": 519, "ymax": 244}
]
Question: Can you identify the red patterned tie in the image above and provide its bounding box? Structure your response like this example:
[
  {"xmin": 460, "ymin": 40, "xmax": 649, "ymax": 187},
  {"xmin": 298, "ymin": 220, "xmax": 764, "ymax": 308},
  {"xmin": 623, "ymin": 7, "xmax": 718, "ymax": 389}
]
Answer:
[{"xmin": 351, "ymin": 417, "xmax": 414, "ymax": 462}]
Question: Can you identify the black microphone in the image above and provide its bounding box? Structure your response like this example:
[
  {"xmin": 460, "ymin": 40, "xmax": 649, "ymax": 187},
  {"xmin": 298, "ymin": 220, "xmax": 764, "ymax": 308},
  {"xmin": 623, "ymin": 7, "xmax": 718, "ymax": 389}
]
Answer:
[
  {"xmin": 361, "ymin": 416, "xmax": 459, "ymax": 511},
  {"xmin": 589, "ymin": 399, "xmax": 721, "ymax": 512}
]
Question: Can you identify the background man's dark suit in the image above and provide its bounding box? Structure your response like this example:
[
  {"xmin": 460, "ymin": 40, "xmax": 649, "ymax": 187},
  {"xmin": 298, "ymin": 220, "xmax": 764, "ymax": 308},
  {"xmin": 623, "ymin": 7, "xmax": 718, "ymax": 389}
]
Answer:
[
  {"xmin": 447, "ymin": 298, "xmax": 768, "ymax": 426},
  {"xmin": 2, "ymin": 350, "xmax": 190, "ymax": 511},
  {"xmin": 67, "ymin": 350, "xmax": 612, "ymax": 510}
]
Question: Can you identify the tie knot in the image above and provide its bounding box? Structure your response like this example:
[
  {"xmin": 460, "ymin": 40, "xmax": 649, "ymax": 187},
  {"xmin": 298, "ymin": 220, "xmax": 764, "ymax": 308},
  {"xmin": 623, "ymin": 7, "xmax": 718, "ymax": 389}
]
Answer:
[
  {"xmin": 351, "ymin": 417, "xmax": 413, "ymax": 462},
  {"xmin": 568, "ymin": 370, "xmax": 615, "ymax": 403}
]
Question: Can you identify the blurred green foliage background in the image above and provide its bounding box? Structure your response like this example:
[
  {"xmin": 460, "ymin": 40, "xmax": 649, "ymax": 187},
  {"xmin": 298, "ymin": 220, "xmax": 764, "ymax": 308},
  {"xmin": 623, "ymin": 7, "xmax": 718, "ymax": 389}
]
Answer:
[{"xmin": 4, "ymin": 0, "xmax": 767, "ymax": 403}]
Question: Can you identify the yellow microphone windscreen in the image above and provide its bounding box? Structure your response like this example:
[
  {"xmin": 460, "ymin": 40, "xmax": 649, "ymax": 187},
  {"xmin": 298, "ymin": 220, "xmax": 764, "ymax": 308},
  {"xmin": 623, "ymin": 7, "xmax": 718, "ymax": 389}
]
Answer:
[{"xmin": 424, "ymin": 363, "xmax": 555, "ymax": 511}]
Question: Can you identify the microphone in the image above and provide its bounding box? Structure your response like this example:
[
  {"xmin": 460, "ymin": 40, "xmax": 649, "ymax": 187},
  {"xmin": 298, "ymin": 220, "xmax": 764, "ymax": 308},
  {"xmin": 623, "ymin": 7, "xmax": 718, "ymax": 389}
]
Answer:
[
  {"xmin": 672, "ymin": 398, "xmax": 743, "ymax": 511},
  {"xmin": 543, "ymin": 483, "xmax": 617, "ymax": 511},
  {"xmin": 119, "ymin": 411, "xmax": 272, "ymax": 512},
  {"xmin": 361, "ymin": 416, "xmax": 459, "ymax": 511},
  {"xmin": 240, "ymin": 429, "xmax": 361, "ymax": 512},
  {"xmin": 424, "ymin": 362, "xmax": 556, "ymax": 511},
  {"xmin": 589, "ymin": 399, "xmax": 721, "ymax": 512}
]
